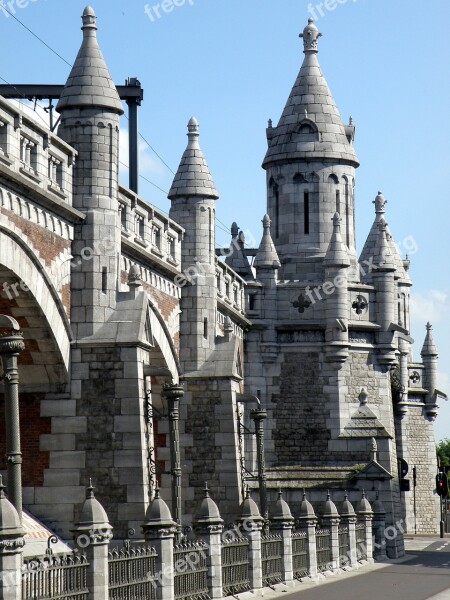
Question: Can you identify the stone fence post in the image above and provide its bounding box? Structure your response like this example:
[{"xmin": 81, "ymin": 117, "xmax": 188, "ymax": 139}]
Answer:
[
  {"xmin": 357, "ymin": 491, "xmax": 374, "ymax": 563},
  {"xmin": 239, "ymin": 491, "xmax": 264, "ymax": 593},
  {"xmin": 339, "ymin": 492, "xmax": 357, "ymax": 567},
  {"xmin": 72, "ymin": 481, "xmax": 113, "ymax": 600},
  {"xmin": 270, "ymin": 491, "xmax": 294, "ymax": 586},
  {"xmin": 193, "ymin": 484, "xmax": 224, "ymax": 599},
  {"xmin": 142, "ymin": 489, "xmax": 177, "ymax": 600},
  {"xmin": 321, "ymin": 492, "xmax": 340, "ymax": 571},
  {"xmin": 0, "ymin": 476, "xmax": 24, "ymax": 600},
  {"xmin": 296, "ymin": 491, "xmax": 317, "ymax": 579}
]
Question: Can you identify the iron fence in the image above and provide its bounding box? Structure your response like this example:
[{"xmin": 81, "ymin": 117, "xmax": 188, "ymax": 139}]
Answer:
[
  {"xmin": 316, "ymin": 528, "xmax": 332, "ymax": 572},
  {"xmin": 261, "ymin": 534, "xmax": 282, "ymax": 587},
  {"xmin": 108, "ymin": 541, "xmax": 157, "ymax": 600},
  {"xmin": 173, "ymin": 540, "xmax": 209, "ymax": 600},
  {"xmin": 221, "ymin": 535, "xmax": 250, "ymax": 597},
  {"xmin": 22, "ymin": 551, "xmax": 88, "ymax": 600},
  {"xmin": 338, "ymin": 526, "xmax": 350, "ymax": 566},
  {"xmin": 292, "ymin": 530, "xmax": 309, "ymax": 580},
  {"xmin": 355, "ymin": 523, "xmax": 367, "ymax": 561}
]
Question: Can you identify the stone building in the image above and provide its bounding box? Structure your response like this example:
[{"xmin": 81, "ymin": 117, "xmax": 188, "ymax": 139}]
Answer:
[{"xmin": 0, "ymin": 9, "xmax": 444, "ymax": 557}]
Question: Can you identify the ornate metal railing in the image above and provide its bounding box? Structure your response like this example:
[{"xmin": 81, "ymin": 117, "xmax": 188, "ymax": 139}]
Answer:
[
  {"xmin": 108, "ymin": 541, "xmax": 157, "ymax": 600},
  {"xmin": 338, "ymin": 526, "xmax": 350, "ymax": 566},
  {"xmin": 221, "ymin": 535, "xmax": 251, "ymax": 597},
  {"xmin": 355, "ymin": 523, "xmax": 367, "ymax": 561},
  {"xmin": 22, "ymin": 551, "xmax": 88, "ymax": 600},
  {"xmin": 261, "ymin": 534, "xmax": 282, "ymax": 587},
  {"xmin": 292, "ymin": 530, "xmax": 309, "ymax": 580},
  {"xmin": 173, "ymin": 540, "xmax": 209, "ymax": 600},
  {"xmin": 316, "ymin": 528, "xmax": 332, "ymax": 572}
]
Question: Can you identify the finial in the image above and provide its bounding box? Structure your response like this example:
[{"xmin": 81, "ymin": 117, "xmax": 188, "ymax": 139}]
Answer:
[
  {"xmin": 268, "ymin": 118, "xmax": 273, "ymax": 128},
  {"xmin": 262, "ymin": 214, "xmax": 271, "ymax": 229},
  {"xmin": 326, "ymin": 490, "xmax": 331, "ymax": 500},
  {"xmin": 332, "ymin": 212, "xmax": 341, "ymax": 230},
  {"xmin": 278, "ymin": 488, "xmax": 283, "ymax": 499},
  {"xmin": 369, "ymin": 437, "xmax": 378, "ymax": 462},
  {"xmin": 302, "ymin": 488, "xmax": 307, "ymax": 501},
  {"xmin": 245, "ymin": 486, "xmax": 250, "ymax": 500},
  {"xmin": 238, "ymin": 230, "xmax": 245, "ymax": 245},
  {"xmin": 82, "ymin": 6, "xmax": 97, "ymax": 31},
  {"xmin": 0, "ymin": 474, "xmax": 5, "ymax": 498},
  {"xmin": 344, "ymin": 490, "xmax": 349, "ymax": 500},
  {"xmin": 359, "ymin": 388, "xmax": 368, "ymax": 405},
  {"xmin": 231, "ymin": 222, "xmax": 239, "ymax": 237},
  {"xmin": 426, "ymin": 322, "xmax": 432, "ymax": 332},
  {"xmin": 128, "ymin": 264, "xmax": 142, "ymax": 289},
  {"xmin": 187, "ymin": 116, "xmax": 199, "ymax": 134},
  {"xmin": 204, "ymin": 482, "xmax": 210, "ymax": 498},
  {"xmin": 361, "ymin": 490, "xmax": 366, "ymax": 499},
  {"xmin": 349, "ymin": 116, "xmax": 353, "ymax": 125},
  {"xmin": 300, "ymin": 18, "xmax": 322, "ymax": 54},
  {"xmin": 154, "ymin": 487, "xmax": 161, "ymax": 499},
  {"xmin": 87, "ymin": 478, "xmax": 95, "ymax": 499},
  {"xmin": 373, "ymin": 191, "xmax": 386, "ymax": 214}
]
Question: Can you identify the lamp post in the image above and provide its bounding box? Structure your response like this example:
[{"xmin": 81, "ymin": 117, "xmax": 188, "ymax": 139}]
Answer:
[
  {"xmin": 162, "ymin": 382, "xmax": 184, "ymax": 542},
  {"xmin": 0, "ymin": 315, "xmax": 25, "ymax": 521},
  {"xmin": 250, "ymin": 408, "xmax": 268, "ymax": 531}
]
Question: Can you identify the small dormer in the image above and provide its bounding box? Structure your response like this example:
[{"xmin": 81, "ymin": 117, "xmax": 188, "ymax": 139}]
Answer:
[{"xmin": 295, "ymin": 119, "xmax": 319, "ymax": 143}]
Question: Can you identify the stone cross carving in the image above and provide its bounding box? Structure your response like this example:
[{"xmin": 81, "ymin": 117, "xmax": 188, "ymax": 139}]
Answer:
[{"xmin": 292, "ymin": 293, "xmax": 312, "ymax": 314}]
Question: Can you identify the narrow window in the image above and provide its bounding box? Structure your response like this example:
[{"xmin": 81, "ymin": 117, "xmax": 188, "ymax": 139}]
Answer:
[
  {"xmin": 102, "ymin": 267, "xmax": 107, "ymax": 294},
  {"xmin": 345, "ymin": 181, "xmax": 350, "ymax": 247},
  {"xmin": 304, "ymin": 191, "xmax": 310, "ymax": 234},
  {"xmin": 249, "ymin": 294, "xmax": 256, "ymax": 311},
  {"xmin": 336, "ymin": 189, "xmax": 340, "ymax": 215},
  {"xmin": 203, "ymin": 317, "xmax": 208, "ymax": 339},
  {"xmin": 274, "ymin": 184, "xmax": 279, "ymax": 238}
]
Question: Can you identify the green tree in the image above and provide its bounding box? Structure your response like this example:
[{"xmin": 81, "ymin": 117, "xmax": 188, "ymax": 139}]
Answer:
[{"xmin": 436, "ymin": 439, "xmax": 450, "ymax": 467}]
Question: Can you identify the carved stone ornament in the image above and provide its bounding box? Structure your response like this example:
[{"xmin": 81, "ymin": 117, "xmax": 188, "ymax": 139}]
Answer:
[{"xmin": 292, "ymin": 293, "xmax": 312, "ymax": 314}]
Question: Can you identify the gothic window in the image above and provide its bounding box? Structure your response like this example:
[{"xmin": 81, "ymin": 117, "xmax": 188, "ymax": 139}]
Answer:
[
  {"xmin": 48, "ymin": 155, "xmax": 63, "ymax": 188},
  {"xmin": 119, "ymin": 203, "xmax": 127, "ymax": 230},
  {"xmin": 336, "ymin": 189, "xmax": 341, "ymax": 215},
  {"xmin": 270, "ymin": 178, "xmax": 280, "ymax": 239},
  {"xmin": 304, "ymin": 191, "xmax": 310, "ymax": 234},
  {"xmin": 296, "ymin": 120, "xmax": 318, "ymax": 142},
  {"xmin": 293, "ymin": 173, "xmax": 307, "ymax": 184},
  {"xmin": 20, "ymin": 135, "xmax": 38, "ymax": 173}
]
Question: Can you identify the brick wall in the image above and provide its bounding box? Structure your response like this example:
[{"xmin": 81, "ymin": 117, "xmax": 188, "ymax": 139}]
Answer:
[{"xmin": 0, "ymin": 393, "xmax": 50, "ymax": 486}]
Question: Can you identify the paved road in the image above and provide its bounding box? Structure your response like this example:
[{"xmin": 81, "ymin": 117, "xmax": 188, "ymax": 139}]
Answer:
[{"xmin": 282, "ymin": 539, "xmax": 450, "ymax": 600}]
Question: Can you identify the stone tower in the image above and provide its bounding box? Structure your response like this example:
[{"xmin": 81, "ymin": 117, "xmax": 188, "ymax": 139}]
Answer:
[
  {"xmin": 168, "ymin": 117, "xmax": 218, "ymax": 372},
  {"xmin": 242, "ymin": 19, "xmax": 443, "ymax": 555},
  {"xmin": 56, "ymin": 5, "xmax": 123, "ymax": 339}
]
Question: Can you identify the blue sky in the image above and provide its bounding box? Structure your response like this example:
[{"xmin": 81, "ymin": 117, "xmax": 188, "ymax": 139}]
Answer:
[{"xmin": 1, "ymin": 0, "xmax": 449, "ymax": 441}]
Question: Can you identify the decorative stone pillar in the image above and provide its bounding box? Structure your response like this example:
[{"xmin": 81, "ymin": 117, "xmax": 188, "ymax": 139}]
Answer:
[
  {"xmin": 0, "ymin": 476, "xmax": 24, "ymax": 600},
  {"xmin": 0, "ymin": 316, "xmax": 25, "ymax": 521},
  {"xmin": 296, "ymin": 491, "xmax": 318, "ymax": 578},
  {"xmin": 249, "ymin": 408, "xmax": 268, "ymax": 527},
  {"xmin": 270, "ymin": 491, "xmax": 294, "ymax": 585},
  {"xmin": 239, "ymin": 491, "xmax": 264, "ymax": 592},
  {"xmin": 162, "ymin": 383, "xmax": 184, "ymax": 541},
  {"xmin": 72, "ymin": 481, "xmax": 113, "ymax": 600},
  {"xmin": 143, "ymin": 488, "xmax": 177, "ymax": 600},
  {"xmin": 357, "ymin": 492, "xmax": 374, "ymax": 563},
  {"xmin": 321, "ymin": 492, "xmax": 340, "ymax": 571},
  {"xmin": 371, "ymin": 493, "xmax": 387, "ymax": 561},
  {"xmin": 193, "ymin": 484, "xmax": 224, "ymax": 599},
  {"xmin": 339, "ymin": 492, "xmax": 357, "ymax": 567}
]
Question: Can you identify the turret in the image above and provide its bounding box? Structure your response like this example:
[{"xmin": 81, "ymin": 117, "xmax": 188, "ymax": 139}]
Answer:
[
  {"xmin": 168, "ymin": 117, "xmax": 218, "ymax": 371},
  {"xmin": 371, "ymin": 218, "xmax": 397, "ymax": 368},
  {"xmin": 323, "ymin": 213, "xmax": 350, "ymax": 364},
  {"xmin": 421, "ymin": 322, "xmax": 438, "ymax": 405},
  {"xmin": 225, "ymin": 223, "xmax": 253, "ymax": 280},
  {"xmin": 56, "ymin": 6, "xmax": 123, "ymax": 338},
  {"xmin": 262, "ymin": 19, "xmax": 359, "ymax": 280}
]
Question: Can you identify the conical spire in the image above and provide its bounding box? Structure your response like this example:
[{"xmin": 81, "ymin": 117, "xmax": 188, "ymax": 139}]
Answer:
[
  {"xmin": 263, "ymin": 20, "xmax": 358, "ymax": 169},
  {"xmin": 225, "ymin": 225, "xmax": 254, "ymax": 280},
  {"xmin": 359, "ymin": 192, "xmax": 410, "ymax": 282},
  {"xmin": 168, "ymin": 117, "xmax": 219, "ymax": 200},
  {"xmin": 57, "ymin": 7, "xmax": 123, "ymax": 113},
  {"xmin": 324, "ymin": 213, "xmax": 350, "ymax": 268},
  {"xmin": 421, "ymin": 322, "xmax": 438, "ymax": 357},
  {"xmin": 254, "ymin": 215, "xmax": 281, "ymax": 270}
]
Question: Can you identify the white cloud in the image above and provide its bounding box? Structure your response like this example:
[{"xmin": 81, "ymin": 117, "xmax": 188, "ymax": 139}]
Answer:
[{"xmin": 410, "ymin": 289, "xmax": 449, "ymax": 326}]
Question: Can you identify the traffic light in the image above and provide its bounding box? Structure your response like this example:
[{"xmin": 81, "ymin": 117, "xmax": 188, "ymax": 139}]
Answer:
[{"xmin": 436, "ymin": 472, "xmax": 449, "ymax": 497}]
